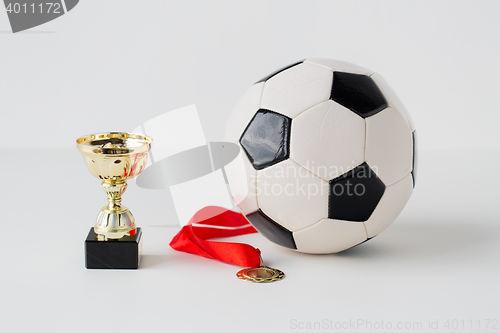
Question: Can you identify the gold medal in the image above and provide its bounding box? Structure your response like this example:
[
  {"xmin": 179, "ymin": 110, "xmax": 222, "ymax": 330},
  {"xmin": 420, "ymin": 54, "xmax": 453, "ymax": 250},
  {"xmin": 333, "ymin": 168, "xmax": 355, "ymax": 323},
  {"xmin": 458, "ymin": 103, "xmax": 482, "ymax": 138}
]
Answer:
[{"xmin": 236, "ymin": 266, "xmax": 285, "ymax": 283}]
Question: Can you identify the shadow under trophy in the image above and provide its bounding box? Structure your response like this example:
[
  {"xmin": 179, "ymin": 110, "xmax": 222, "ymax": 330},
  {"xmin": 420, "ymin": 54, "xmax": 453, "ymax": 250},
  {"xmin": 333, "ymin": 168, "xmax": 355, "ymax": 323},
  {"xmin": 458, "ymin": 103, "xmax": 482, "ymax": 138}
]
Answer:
[{"xmin": 77, "ymin": 132, "xmax": 153, "ymax": 269}]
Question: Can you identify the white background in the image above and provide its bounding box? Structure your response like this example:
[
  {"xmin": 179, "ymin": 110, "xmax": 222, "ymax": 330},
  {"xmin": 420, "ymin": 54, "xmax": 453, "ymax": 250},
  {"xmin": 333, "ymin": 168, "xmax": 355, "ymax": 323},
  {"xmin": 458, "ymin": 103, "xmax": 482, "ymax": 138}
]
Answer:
[{"xmin": 1, "ymin": 1, "xmax": 499, "ymax": 332}]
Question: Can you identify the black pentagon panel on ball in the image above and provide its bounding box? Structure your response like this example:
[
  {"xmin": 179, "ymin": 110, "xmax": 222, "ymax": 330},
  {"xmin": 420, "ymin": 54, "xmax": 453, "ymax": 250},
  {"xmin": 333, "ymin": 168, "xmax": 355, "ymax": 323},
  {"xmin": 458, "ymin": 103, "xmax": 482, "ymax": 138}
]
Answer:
[
  {"xmin": 331, "ymin": 72, "xmax": 388, "ymax": 118},
  {"xmin": 239, "ymin": 109, "xmax": 291, "ymax": 170},
  {"xmin": 328, "ymin": 163, "xmax": 386, "ymax": 222},
  {"xmin": 412, "ymin": 130, "xmax": 417, "ymax": 188},
  {"xmin": 255, "ymin": 60, "xmax": 304, "ymax": 84},
  {"xmin": 246, "ymin": 209, "xmax": 297, "ymax": 250}
]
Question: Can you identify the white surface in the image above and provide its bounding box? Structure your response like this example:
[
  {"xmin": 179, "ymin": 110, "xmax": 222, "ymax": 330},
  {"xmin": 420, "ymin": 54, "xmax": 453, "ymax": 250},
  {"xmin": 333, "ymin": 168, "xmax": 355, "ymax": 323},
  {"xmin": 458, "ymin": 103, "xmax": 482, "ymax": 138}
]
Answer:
[
  {"xmin": 291, "ymin": 100, "xmax": 366, "ymax": 180},
  {"xmin": 1, "ymin": 149, "xmax": 499, "ymax": 333},
  {"xmin": 1, "ymin": 1, "xmax": 500, "ymax": 332}
]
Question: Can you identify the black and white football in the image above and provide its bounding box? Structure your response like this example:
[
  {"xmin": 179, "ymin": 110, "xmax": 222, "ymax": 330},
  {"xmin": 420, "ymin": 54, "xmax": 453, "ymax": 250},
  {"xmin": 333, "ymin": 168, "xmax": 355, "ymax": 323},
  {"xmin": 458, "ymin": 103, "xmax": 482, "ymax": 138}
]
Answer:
[{"xmin": 224, "ymin": 58, "xmax": 416, "ymax": 254}]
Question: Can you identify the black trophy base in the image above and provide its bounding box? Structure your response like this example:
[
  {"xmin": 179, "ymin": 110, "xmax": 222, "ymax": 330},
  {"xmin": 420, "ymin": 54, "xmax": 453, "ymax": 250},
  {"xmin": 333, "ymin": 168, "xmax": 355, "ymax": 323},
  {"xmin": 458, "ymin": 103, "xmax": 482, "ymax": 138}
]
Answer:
[{"xmin": 85, "ymin": 227, "xmax": 142, "ymax": 269}]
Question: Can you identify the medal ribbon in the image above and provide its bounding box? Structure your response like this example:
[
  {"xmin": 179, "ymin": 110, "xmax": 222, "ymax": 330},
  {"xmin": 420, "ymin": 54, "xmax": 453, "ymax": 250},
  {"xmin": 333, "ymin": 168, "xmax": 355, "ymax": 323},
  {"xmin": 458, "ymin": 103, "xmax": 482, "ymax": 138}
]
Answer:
[{"xmin": 169, "ymin": 206, "xmax": 261, "ymax": 267}]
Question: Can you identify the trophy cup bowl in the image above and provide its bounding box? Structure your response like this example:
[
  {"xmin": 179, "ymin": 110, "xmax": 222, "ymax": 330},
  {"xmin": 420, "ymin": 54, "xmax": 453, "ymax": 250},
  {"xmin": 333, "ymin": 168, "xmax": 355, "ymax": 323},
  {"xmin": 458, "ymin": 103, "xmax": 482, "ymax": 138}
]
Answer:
[{"xmin": 77, "ymin": 132, "xmax": 153, "ymax": 240}]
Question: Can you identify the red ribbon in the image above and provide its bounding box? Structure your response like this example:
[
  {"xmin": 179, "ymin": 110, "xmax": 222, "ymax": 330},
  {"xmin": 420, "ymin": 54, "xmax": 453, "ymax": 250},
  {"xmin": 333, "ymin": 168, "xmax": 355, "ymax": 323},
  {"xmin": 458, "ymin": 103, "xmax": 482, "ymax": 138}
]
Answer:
[{"xmin": 169, "ymin": 206, "xmax": 261, "ymax": 267}]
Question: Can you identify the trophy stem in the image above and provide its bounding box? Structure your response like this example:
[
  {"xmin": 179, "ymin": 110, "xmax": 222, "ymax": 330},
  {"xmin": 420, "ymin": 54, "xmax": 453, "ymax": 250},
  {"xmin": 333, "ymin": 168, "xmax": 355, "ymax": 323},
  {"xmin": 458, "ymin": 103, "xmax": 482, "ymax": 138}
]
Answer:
[
  {"xmin": 94, "ymin": 180, "xmax": 136, "ymax": 240},
  {"xmin": 102, "ymin": 180, "xmax": 128, "ymax": 212}
]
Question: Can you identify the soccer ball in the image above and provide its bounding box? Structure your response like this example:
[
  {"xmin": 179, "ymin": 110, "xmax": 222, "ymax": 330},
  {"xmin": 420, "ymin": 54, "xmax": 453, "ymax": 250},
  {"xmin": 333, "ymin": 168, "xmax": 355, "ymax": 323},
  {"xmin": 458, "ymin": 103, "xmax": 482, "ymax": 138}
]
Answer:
[{"xmin": 224, "ymin": 58, "xmax": 416, "ymax": 254}]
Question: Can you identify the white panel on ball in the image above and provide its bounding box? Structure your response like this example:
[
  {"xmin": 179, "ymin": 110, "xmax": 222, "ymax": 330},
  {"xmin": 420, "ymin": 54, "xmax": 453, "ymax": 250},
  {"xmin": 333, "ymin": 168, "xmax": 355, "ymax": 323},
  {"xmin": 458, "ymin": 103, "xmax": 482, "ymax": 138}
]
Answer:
[
  {"xmin": 257, "ymin": 159, "xmax": 329, "ymax": 232},
  {"xmin": 365, "ymin": 108, "xmax": 413, "ymax": 186},
  {"xmin": 364, "ymin": 173, "xmax": 413, "ymax": 238},
  {"xmin": 224, "ymin": 149, "xmax": 258, "ymax": 215},
  {"xmin": 293, "ymin": 219, "xmax": 367, "ymax": 254},
  {"xmin": 370, "ymin": 73, "xmax": 415, "ymax": 132},
  {"xmin": 260, "ymin": 63, "xmax": 332, "ymax": 119},
  {"xmin": 304, "ymin": 58, "xmax": 374, "ymax": 76},
  {"xmin": 224, "ymin": 82, "xmax": 265, "ymax": 143},
  {"xmin": 290, "ymin": 100, "xmax": 365, "ymax": 181}
]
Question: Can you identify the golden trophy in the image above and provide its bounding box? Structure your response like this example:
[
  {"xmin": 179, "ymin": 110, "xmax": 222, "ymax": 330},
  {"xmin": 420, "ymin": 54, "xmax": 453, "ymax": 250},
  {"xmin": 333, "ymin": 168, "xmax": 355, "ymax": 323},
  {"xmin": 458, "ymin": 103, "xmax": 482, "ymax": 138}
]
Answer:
[{"xmin": 76, "ymin": 132, "xmax": 152, "ymax": 269}]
